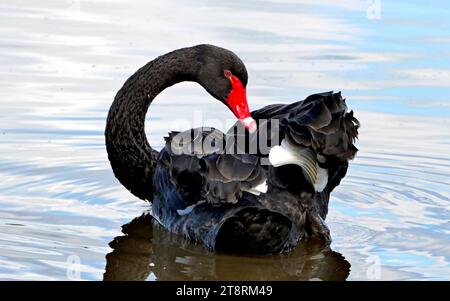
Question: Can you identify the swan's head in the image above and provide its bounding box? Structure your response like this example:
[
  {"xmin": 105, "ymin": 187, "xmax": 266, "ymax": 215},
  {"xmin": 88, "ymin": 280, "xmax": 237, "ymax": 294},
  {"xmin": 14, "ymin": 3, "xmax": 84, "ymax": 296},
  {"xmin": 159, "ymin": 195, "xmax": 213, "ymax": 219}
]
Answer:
[{"xmin": 194, "ymin": 44, "xmax": 257, "ymax": 133}]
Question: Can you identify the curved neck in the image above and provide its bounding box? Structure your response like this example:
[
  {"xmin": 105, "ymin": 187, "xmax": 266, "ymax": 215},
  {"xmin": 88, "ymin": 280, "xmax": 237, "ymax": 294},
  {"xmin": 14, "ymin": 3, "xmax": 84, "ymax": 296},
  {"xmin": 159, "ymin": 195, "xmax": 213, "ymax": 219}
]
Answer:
[{"xmin": 105, "ymin": 48, "xmax": 199, "ymax": 200}]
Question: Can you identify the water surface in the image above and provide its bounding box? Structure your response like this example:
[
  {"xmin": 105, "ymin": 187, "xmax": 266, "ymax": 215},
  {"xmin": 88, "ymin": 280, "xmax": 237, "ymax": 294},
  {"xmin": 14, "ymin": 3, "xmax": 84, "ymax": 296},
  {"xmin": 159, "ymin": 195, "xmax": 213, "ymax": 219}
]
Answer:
[{"xmin": 0, "ymin": 0, "xmax": 449, "ymax": 280}]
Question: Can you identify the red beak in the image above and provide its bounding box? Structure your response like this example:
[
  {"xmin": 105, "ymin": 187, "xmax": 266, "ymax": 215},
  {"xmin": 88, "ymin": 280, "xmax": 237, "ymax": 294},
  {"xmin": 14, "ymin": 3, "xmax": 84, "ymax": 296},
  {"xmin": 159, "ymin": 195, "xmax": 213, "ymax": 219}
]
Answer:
[{"xmin": 226, "ymin": 74, "xmax": 257, "ymax": 133}]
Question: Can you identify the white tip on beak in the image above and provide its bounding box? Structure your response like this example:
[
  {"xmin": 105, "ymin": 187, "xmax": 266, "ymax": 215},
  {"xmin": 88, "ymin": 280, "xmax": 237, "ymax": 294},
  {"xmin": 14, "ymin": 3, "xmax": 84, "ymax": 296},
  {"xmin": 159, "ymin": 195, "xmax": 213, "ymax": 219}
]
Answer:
[{"xmin": 241, "ymin": 117, "xmax": 257, "ymax": 133}]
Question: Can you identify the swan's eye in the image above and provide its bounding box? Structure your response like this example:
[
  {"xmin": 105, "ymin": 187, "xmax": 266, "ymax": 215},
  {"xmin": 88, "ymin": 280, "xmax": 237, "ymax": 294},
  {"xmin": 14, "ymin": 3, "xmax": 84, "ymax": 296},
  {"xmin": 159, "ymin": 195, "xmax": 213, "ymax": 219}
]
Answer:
[{"xmin": 224, "ymin": 70, "xmax": 232, "ymax": 77}]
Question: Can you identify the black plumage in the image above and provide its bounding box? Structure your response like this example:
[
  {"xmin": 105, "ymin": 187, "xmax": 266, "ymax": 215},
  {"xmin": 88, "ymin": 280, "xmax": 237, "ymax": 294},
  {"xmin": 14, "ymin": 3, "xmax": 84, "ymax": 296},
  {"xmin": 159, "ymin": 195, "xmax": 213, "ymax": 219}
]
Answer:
[{"xmin": 105, "ymin": 45, "xmax": 359, "ymax": 253}]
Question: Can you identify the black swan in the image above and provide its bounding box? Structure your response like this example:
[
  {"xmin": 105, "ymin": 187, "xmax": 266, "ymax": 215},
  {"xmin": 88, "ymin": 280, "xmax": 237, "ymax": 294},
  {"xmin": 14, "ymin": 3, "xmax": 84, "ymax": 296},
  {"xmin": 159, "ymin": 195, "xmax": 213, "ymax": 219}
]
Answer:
[{"xmin": 105, "ymin": 44, "xmax": 359, "ymax": 253}]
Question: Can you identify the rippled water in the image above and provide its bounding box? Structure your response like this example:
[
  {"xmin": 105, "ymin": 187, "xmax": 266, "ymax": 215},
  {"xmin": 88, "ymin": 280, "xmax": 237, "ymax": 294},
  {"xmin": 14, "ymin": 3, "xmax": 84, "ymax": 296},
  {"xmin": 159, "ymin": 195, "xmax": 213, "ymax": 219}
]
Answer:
[{"xmin": 0, "ymin": 0, "xmax": 449, "ymax": 280}]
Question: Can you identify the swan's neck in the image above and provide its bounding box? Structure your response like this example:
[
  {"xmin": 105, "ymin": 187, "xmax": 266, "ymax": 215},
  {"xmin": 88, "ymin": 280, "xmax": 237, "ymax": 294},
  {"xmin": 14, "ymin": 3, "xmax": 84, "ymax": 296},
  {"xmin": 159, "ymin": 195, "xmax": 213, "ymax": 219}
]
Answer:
[{"xmin": 105, "ymin": 48, "xmax": 198, "ymax": 200}]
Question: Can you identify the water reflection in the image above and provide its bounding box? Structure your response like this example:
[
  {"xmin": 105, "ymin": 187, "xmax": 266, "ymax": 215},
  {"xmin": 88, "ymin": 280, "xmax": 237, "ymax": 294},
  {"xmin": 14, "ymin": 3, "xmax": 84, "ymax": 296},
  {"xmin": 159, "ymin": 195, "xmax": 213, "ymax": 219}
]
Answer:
[{"xmin": 104, "ymin": 214, "xmax": 350, "ymax": 281}]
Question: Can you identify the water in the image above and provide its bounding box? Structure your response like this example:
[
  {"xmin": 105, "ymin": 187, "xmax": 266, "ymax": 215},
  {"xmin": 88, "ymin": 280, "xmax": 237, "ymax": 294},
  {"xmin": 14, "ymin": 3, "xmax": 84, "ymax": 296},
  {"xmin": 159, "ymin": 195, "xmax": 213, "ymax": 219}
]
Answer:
[{"xmin": 0, "ymin": 0, "xmax": 449, "ymax": 280}]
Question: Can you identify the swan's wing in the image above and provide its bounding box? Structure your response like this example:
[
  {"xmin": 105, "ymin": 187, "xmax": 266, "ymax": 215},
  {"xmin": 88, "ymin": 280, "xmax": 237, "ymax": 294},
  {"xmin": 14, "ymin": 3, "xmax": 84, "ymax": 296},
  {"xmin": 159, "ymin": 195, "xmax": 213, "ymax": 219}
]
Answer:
[
  {"xmin": 253, "ymin": 91, "xmax": 359, "ymax": 161},
  {"xmin": 158, "ymin": 127, "xmax": 266, "ymax": 210},
  {"xmin": 199, "ymin": 153, "xmax": 266, "ymax": 204},
  {"xmin": 252, "ymin": 91, "xmax": 359, "ymax": 194}
]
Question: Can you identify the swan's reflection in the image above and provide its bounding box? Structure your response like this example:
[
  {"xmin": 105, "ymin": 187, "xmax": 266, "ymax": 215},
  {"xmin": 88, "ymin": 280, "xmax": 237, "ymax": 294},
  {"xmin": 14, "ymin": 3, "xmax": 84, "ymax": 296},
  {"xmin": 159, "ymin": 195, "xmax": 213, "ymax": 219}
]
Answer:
[{"xmin": 103, "ymin": 214, "xmax": 350, "ymax": 281}]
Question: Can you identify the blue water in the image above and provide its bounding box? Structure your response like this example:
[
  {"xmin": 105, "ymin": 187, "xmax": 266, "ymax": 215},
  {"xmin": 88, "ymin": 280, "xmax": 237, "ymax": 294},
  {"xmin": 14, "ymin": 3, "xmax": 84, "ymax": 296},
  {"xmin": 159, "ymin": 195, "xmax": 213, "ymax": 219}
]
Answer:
[{"xmin": 0, "ymin": 0, "xmax": 449, "ymax": 280}]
